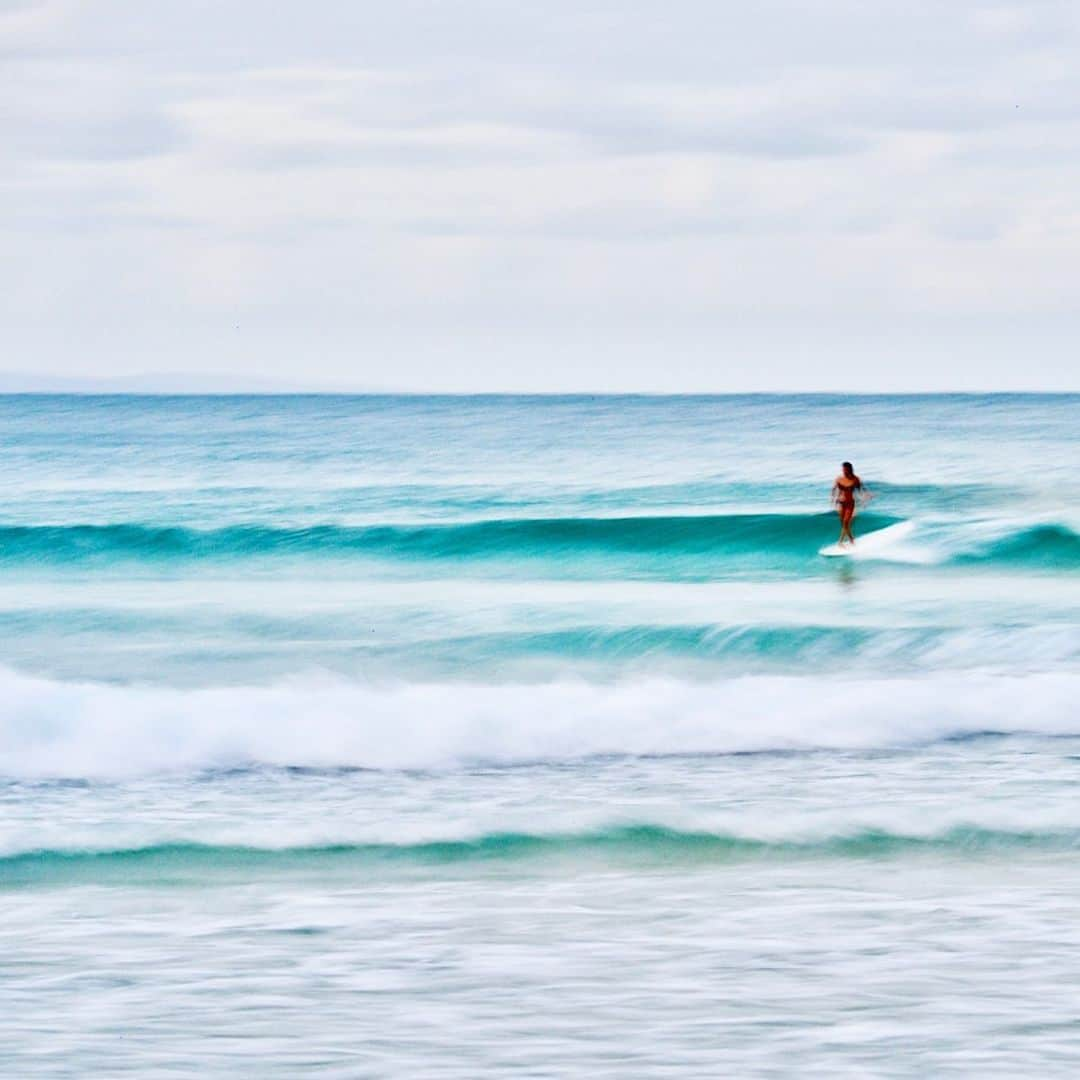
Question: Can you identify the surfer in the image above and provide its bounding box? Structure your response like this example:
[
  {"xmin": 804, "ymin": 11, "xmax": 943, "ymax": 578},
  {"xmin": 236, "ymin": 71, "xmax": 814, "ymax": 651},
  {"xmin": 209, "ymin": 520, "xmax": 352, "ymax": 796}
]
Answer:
[{"xmin": 831, "ymin": 462, "xmax": 871, "ymax": 546}]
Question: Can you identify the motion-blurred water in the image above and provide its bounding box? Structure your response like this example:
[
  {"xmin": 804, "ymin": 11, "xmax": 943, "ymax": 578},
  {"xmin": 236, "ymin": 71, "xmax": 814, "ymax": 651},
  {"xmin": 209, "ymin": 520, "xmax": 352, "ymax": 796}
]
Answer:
[{"xmin": 2, "ymin": 394, "xmax": 1078, "ymax": 1076}]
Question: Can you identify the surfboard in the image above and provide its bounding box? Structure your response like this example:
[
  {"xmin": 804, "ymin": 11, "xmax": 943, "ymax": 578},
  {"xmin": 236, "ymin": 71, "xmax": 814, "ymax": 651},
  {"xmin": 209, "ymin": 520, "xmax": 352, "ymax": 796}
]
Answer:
[{"xmin": 819, "ymin": 520, "xmax": 915, "ymax": 558}]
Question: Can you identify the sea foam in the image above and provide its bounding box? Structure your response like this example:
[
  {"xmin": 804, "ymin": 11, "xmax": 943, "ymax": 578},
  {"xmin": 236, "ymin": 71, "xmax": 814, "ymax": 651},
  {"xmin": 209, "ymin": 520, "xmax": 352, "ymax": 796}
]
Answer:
[{"xmin": 1, "ymin": 666, "xmax": 1077, "ymax": 779}]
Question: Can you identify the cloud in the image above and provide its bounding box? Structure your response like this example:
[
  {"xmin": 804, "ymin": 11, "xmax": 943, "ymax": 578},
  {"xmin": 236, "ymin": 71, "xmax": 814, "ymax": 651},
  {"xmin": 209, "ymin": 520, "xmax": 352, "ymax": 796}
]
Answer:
[{"xmin": 1, "ymin": 0, "xmax": 1078, "ymax": 389}]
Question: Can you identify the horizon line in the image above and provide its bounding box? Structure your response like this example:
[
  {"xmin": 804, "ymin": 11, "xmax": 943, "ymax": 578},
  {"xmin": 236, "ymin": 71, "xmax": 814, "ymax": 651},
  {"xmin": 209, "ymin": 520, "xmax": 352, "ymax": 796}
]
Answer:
[{"xmin": 0, "ymin": 389, "xmax": 1075, "ymax": 398}]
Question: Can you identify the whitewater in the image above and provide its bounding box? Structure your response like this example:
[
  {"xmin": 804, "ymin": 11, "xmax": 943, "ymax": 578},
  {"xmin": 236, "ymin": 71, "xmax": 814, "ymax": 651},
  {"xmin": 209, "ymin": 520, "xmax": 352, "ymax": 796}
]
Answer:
[{"xmin": 2, "ymin": 393, "xmax": 1078, "ymax": 1077}]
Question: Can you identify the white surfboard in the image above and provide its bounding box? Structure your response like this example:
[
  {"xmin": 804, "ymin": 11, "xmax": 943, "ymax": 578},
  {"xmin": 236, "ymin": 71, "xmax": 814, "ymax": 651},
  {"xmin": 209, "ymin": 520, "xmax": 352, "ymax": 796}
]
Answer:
[{"xmin": 820, "ymin": 520, "xmax": 915, "ymax": 558}]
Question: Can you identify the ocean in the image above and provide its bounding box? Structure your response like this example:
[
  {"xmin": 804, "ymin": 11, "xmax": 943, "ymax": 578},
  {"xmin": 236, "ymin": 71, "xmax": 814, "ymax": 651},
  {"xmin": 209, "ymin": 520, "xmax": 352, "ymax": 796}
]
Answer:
[{"xmin": 2, "ymin": 393, "xmax": 1078, "ymax": 1076}]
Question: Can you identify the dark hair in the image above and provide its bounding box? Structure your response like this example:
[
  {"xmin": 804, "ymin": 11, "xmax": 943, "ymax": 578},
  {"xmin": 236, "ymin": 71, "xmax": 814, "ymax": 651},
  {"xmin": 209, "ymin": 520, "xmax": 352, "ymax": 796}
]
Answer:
[{"xmin": 841, "ymin": 461, "xmax": 854, "ymax": 476}]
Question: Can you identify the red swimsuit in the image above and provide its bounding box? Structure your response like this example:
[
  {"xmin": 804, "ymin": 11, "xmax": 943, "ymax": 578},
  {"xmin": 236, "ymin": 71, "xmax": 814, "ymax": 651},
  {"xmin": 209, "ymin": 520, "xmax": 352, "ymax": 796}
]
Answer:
[{"xmin": 836, "ymin": 478, "xmax": 859, "ymax": 520}]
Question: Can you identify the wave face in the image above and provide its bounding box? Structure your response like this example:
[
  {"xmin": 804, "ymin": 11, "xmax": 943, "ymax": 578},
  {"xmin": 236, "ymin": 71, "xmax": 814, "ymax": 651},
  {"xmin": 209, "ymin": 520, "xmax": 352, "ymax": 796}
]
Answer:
[
  {"xmin": 6, "ymin": 824, "xmax": 1080, "ymax": 886},
  {"xmin": 0, "ymin": 514, "xmax": 892, "ymax": 564},
  {"xmin": 0, "ymin": 515, "xmax": 1076, "ymax": 570},
  {"xmin": 956, "ymin": 522, "xmax": 1080, "ymax": 568}
]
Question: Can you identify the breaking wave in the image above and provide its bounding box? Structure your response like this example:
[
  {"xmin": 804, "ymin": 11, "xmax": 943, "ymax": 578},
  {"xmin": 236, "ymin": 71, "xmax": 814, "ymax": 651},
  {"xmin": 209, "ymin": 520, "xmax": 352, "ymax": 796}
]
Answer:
[{"xmin": 1, "ymin": 666, "xmax": 1077, "ymax": 780}]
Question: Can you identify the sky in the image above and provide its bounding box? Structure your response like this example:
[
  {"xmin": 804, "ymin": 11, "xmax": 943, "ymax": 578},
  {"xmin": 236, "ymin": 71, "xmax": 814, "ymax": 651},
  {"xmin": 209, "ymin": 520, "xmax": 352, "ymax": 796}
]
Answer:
[{"xmin": 3, "ymin": 0, "xmax": 1079, "ymax": 391}]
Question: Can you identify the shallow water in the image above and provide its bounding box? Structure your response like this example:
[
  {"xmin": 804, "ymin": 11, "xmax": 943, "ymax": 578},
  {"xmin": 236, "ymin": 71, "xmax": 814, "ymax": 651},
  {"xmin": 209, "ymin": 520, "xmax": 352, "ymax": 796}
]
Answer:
[{"xmin": 1, "ymin": 394, "xmax": 1078, "ymax": 1076}]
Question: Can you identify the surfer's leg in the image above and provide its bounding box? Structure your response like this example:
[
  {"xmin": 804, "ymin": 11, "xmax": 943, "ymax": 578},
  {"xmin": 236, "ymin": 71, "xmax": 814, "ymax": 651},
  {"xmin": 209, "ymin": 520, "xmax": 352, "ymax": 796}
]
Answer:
[{"xmin": 840, "ymin": 506, "xmax": 855, "ymax": 544}]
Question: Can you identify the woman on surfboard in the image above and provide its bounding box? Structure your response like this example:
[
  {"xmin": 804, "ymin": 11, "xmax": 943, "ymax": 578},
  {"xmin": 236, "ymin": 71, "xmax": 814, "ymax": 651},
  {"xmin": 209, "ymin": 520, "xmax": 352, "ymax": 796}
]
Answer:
[{"xmin": 831, "ymin": 462, "xmax": 871, "ymax": 546}]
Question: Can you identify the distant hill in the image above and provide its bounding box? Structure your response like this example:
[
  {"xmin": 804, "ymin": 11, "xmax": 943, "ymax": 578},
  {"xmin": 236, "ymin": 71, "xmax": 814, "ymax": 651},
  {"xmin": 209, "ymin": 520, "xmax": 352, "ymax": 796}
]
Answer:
[{"xmin": 0, "ymin": 372, "xmax": 388, "ymax": 394}]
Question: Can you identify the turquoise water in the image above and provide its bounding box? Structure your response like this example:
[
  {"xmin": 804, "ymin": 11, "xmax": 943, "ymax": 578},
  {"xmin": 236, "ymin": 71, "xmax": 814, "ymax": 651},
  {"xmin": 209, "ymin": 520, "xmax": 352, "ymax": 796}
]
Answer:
[{"xmin": 1, "ymin": 394, "xmax": 1078, "ymax": 1076}]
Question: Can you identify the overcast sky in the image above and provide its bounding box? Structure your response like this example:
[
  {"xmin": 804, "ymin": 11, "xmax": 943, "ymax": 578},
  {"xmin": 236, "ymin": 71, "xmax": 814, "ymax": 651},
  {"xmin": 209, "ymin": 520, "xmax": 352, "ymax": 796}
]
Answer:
[{"xmin": 3, "ymin": 0, "xmax": 1079, "ymax": 390}]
